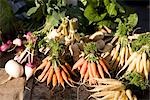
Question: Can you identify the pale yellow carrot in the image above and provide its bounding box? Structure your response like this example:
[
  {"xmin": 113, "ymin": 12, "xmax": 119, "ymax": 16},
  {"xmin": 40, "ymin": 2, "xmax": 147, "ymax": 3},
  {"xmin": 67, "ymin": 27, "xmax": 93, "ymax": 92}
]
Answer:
[
  {"xmin": 125, "ymin": 89, "xmax": 133, "ymax": 100},
  {"xmin": 128, "ymin": 44, "xmax": 133, "ymax": 55},
  {"xmin": 142, "ymin": 52, "xmax": 148, "ymax": 79},
  {"xmin": 125, "ymin": 46, "xmax": 129, "ymax": 62},
  {"xmin": 126, "ymin": 58, "xmax": 136, "ymax": 73},
  {"xmin": 147, "ymin": 59, "xmax": 150, "ymax": 72},
  {"xmin": 116, "ymin": 52, "xmax": 137, "ymax": 77},
  {"xmin": 110, "ymin": 43, "xmax": 120, "ymax": 66},
  {"xmin": 119, "ymin": 46, "xmax": 126, "ymax": 66},
  {"xmin": 136, "ymin": 53, "xmax": 142, "ymax": 73}
]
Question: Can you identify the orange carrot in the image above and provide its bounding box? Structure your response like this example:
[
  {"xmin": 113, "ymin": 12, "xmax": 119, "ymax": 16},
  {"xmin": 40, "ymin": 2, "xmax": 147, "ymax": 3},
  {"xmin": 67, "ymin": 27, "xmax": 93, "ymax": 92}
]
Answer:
[
  {"xmin": 65, "ymin": 63, "xmax": 77, "ymax": 76},
  {"xmin": 54, "ymin": 66, "xmax": 65, "ymax": 89},
  {"xmin": 72, "ymin": 57, "xmax": 85, "ymax": 71},
  {"xmin": 83, "ymin": 69, "xmax": 89, "ymax": 83},
  {"xmin": 90, "ymin": 61, "xmax": 97, "ymax": 77},
  {"xmin": 36, "ymin": 60, "xmax": 48, "ymax": 71},
  {"xmin": 80, "ymin": 60, "xmax": 88, "ymax": 79},
  {"xmin": 60, "ymin": 65, "xmax": 70, "ymax": 77},
  {"xmin": 61, "ymin": 70, "xmax": 75, "ymax": 87},
  {"xmin": 102, "ymin": 58, "xmax": 110, "ymax": 69},
  {"xmin": 99, "ymin": 59, "xmax": 111, "ymax": 78},
  {"xmin": 41, "ymin": 68, "xmax": 50, "ymax": 82},
  {"xmin": 52, "ymin": 73, "xmax": 57, "ymax": 90},
  {"xmin": 88, "ymin": 61, "xmax": 95, "ymax": 85},
  {"xmin": 88, "ymin": 61, "xmax": 93, "ymax": 78},
  {"xmin": 38, "ymin": 61, "xmax": 51, "ymax": 81},
  {"xmin": 42, "ymin": 56, "xmax": 49, "ymax": 62},
  {"xmin": 96, "ymin": 61, "xmax": 104, "ymax": 79},
  {"xmin": 47, "ymin": 66, "xmax": 54, "ymax": 86}
]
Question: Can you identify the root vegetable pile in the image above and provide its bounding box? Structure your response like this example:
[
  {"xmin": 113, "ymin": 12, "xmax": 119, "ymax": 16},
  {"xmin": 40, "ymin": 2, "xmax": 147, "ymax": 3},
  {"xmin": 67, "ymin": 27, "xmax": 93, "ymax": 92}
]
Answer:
[
  {"xmin": 86, "ymin": 78, "xmax": 137, "ymax": 100},
  {"xmin": 72, "ymin": 42, "xmax": 111, "ymax": 84},
  {"xmin": 35, "ymin": 57, "xmax": 75, "ymax": 89},
  {"xmin": 35, "ymin": 40, "xmax": 75, "ymax": 90},
  {"xmin": 117, "ymin": 33, "xmax": 150, "ymax": 79}
]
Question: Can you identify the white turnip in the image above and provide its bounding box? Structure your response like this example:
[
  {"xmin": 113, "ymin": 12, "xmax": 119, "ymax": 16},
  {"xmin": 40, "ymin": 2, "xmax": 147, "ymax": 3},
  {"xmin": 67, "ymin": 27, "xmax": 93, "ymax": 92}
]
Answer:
[{"xmin": 0, "ymin": 59, "xmax": 24, "ymax": 85}]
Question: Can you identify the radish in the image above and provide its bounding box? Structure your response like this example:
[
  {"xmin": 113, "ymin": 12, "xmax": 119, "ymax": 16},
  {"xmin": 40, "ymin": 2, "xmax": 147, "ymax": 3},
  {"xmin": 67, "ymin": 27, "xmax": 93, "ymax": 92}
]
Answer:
[
  {"xmin": 25, "ymin": 63, "xmax": 35, "ymax": 81},
  {"xmin": 0, "ymin": 59, "xmax": 24, "ymax": 85},
  {"xmin": 13, "ymin": 38, "xmax": 22, "ymax": 46}
]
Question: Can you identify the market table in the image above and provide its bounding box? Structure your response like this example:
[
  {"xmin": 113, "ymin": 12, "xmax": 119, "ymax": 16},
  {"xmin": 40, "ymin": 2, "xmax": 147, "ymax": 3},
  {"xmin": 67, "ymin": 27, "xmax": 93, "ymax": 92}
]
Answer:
[{"xmin": 0, "ymin": 68, "xmax": 25, "ymax": 100}]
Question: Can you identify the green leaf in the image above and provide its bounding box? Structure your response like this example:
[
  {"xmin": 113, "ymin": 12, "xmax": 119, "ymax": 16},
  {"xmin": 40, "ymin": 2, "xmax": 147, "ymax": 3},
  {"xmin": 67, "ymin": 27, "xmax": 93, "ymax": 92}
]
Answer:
[
  {"xmin": 80, "ymin": 0, "xmax": 88, "ymax": 6},
  {"xmin": 115, "ymin": 19, "xmax": 127, "ymax": 36},
  {"xmin": 27, "ymin": 7, "xmax": 39, "ymax": 16},
  {"xmin": 97, "ymin": 20, "xmax": 116, "ymax": 29},
  {"xmin": 127, "ymin": 13, "xmax": 138, "ymax": 28},
  {"xmin": 115, "ymin": 2, "xmax": 125, "ymax": 13},
  {"xmin": 84, "ymin": 5, "xmax": 106, "ymax": 22},
  {"xmin": 104, "ymin": 0, "xmax": 110, "ymax": 6},
  {"xmin": 106, "ymin": 2, "xmax": 117, "ymax": 16}
]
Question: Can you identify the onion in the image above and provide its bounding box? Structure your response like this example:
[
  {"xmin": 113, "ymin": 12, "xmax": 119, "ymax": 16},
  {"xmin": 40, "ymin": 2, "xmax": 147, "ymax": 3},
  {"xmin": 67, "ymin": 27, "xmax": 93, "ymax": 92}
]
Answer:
[{"xmin": 0, "ymin": 59, "xmax": 24, "ymax": 85}]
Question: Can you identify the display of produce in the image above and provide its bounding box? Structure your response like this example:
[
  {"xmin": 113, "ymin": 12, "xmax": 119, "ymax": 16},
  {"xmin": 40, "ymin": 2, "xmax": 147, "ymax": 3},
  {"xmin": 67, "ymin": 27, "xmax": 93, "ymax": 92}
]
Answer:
[{"xmin": 0, "ymin": 0, "xmax": 149, "ymax": 100}]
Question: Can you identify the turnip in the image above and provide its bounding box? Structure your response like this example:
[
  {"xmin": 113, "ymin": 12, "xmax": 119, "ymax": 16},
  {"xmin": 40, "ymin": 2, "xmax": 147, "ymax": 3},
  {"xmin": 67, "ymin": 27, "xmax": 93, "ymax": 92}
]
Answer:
[{"xmin": 0, "ymin": 59, "xmax": 24, "ymax": 85}]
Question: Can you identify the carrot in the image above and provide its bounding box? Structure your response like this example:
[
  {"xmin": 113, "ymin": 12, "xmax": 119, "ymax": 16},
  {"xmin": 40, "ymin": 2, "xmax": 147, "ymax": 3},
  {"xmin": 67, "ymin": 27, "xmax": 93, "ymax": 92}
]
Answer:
[
  {"xmin": 114, "ymin": 91, "xmax": 120, "ymax": 100},
  {"xmin": 88, "ymin": 61, "xmax": 94, "ymax": 78},
  {"xmin": 47, "ymin": 66, "xmax": 54, "ymax": 86},
  {"xmin": 113, "ymin": 56, "xmax": 120, "ymax": 69},
  {"xmin": 119, "ymin": 46, "xmax": 125, "ymax": 66},
  {"xmin": 139, "ymin": 59, "xmax": 143, "ymax": 73},
  {"xmin": 102, "ymin": 58, "xmax": 110, "ymax": 69},
  {"xmin": 89, "ymin": 91, "xmax": 114, "ymax": 99},
  {"xmin": 142, "ymin": 52, "xmax": 148, "ymax": 79},
  {"xmin": 80, "ymin": 60, "xmax": 88, "ymax": 80},
  {"xmin": 99, "ymin": 59, "xmax": 111, "ymax": 78},
  {"xmin": 52, "ymin": 73, "xmax": 57, "ymax": 90},
  {"xmin": 65, "ymin": 63, "xmax": 77, "ymax": 76},
  {"xmin": 38, "ymin": 61, "xmax": 51, "ymax": 81},
  {"xmin": 83, "ymin": 69, "xmax": 89, "ymax": 83},
  {"xmin": 133, "ymin": 95, "xmax": 137, "ymax": 100},
  {"xmin": 126, "ymin": 58, "xmax": 136, "ymax": 73},
  {"xmin": 61, "ymin": 70, "xmax": 75, "ymax": 87},
  {"xmin": 90, "ymin": 61, "xmax": 97, "ymax": 77},
  {"xmin": 36, "ymin": 60, "xmax": 48, "ymax": 71},
  {"xmin": 125, "ymin": 89, "xmax": 133, "ymax": 100},
  {"xmin": 99, "ymin": 93, "xmax": 114, "ymax": 100},
  {"xmin": 136, "ymin": 54, "xmax": 142, "ymax": 73},
  {"xmin": 60, "ymin": 65, "xmax": 70, "ymax": 77},
  {"xmin": 42, "ymin": 56, "xmax": 49, "ymax": 62},
  {"xmin": 147, "ymin": 59, "xmax": 150, "ymax": 72},
  {"xmin": 111, "ymin": 43, "xmax": 120, "ymax": 65},
  {"xmin": 104, "ymin": 26, "xmax": 111, "ymax": 33},
  {"xmin": 128, "ymin": 44, "xmax": 133, "ymax": 55},
  {"xmin": 107, "ymin": 47, "xmax": 116, "ymax": 62},
  {"xmin": 54, "ymin": 66, "xmax": 65, "ymax": 89},
  {"xmin": 116, "ymin": 52, "xmax": 137, "ymax": 77},
  {"xmin": 96, "ymin": 61, "xmax": 104, "ymax": 79},
  {"xmin": 72, "ymin": 57, "xmax": 85, "ymax": 71},
  {"xmin": 41, "ymin": 68, "xmax": 50, "ymax": 82},
  {"xmin": 78, "ymin": 65, "xmax": 81, "ymax": 70},
  {"xmin": 125, "ymin": 46, "xmax": 129, "ymax": 62},
  {"xmin": 88, "ymin": 61, "xmax": 94, "ymax": 85}
]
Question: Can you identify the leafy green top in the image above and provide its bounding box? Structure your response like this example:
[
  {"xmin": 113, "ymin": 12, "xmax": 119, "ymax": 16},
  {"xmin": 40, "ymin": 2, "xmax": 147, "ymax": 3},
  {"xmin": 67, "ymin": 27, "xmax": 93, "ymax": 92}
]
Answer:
[
  {"xmin": 131, "ymin": 33, "xmax": 150, "ymax": 52},
  {"xmin": 122, "ymin": 72, "xmax": 149, "ymax": 90}
]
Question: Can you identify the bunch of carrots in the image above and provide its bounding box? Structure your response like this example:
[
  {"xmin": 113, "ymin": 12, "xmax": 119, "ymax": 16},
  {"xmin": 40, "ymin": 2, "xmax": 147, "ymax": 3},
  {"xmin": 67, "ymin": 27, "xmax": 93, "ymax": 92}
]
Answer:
[
  {"xmin": 86, "ymin": 78, "xmax": 137, "ymax": 100},
  {"xmin": 72, "ymin": 42, "xmax": 111, "ymax": 84},
  {"xmin": 117, "ymin": 33, "xmax": 150, "ymax": 79},
  {"xmin": 35, "ymin": 40, "xmax": 75, "ymax": 90},
  {"xmin": 103, "ymin": 36, "xmax": 132, "ymax": 71}
]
